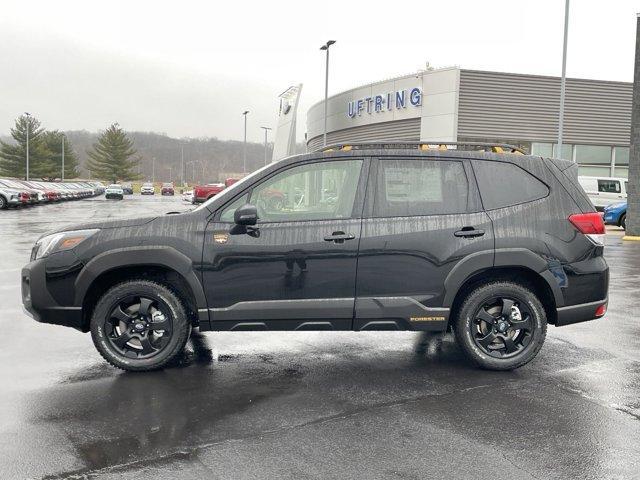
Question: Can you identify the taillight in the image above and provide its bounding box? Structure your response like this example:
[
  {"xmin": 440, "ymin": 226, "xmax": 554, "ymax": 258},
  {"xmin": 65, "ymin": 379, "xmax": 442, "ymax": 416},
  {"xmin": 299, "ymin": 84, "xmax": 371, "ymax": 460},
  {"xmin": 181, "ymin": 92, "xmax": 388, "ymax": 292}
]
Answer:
[
  {"xmin": 569, "ymin": 212, "xmax": 605, "ymax": 245},
  {"xmin": 595, "ymin": 304, "xmax": 607, "ymax": 317}
]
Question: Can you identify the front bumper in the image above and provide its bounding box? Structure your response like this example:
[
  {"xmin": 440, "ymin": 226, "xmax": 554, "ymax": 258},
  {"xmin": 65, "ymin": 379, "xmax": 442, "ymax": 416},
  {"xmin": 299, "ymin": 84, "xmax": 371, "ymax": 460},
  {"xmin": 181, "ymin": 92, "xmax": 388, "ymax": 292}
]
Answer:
[{"xmin": 21, "ymin": 259, "xmax": 84, "ymax": 331}]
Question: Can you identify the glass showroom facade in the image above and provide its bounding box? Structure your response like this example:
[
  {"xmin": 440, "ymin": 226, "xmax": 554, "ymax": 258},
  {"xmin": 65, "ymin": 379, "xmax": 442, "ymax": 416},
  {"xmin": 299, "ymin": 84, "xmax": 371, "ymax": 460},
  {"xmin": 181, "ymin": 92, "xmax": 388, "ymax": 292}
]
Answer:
[{"xmin": 531, "ymin": 143, "xmax": 630, "ymax": 178}]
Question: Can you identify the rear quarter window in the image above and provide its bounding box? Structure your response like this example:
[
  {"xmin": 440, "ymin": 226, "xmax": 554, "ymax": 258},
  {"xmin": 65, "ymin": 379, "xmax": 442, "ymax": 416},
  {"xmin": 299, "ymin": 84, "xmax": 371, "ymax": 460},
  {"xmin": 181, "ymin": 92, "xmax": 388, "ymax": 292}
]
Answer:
[{"xmin": 472, "ymin": 160, "xmax": 549, "ymax": 210}]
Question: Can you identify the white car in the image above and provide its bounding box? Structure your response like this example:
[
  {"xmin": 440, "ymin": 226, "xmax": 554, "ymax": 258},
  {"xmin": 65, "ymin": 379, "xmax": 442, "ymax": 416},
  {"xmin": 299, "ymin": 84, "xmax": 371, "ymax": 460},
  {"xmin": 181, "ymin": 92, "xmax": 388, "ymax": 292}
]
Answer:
[
  {"xmin": 105, "ymin": 184, "xmax": 124, "ymax": 200},
  {"xmin": 578, "ymin": 176, "xmax": 627, "ymax": 211},
  {"xmin": 140, "ymin": 182, "xmax": 155, "ymax": 195},
  {"xmin": 182, "ymin": 190, "xmax": 194, "ymax": 203}
]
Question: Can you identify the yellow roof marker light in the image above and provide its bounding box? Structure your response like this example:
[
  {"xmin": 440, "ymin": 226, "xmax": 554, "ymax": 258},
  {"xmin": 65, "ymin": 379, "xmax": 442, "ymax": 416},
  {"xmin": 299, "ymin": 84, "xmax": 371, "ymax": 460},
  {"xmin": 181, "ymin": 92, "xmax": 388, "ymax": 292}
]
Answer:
[{"xmin": 341, "ymin": 145, "xmax": 352, "ymax": 151}]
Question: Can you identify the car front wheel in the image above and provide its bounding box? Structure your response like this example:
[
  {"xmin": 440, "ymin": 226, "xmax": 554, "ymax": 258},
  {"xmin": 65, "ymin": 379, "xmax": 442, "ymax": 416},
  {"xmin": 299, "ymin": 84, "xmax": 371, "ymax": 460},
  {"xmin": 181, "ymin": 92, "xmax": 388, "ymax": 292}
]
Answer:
[
  {"xmin": 90, "ymin": 280, "xmax": 191, "ymax": 371},
  {"xmin": 453, "ymin": 281, "xmax": 547, "ymax": 370}
]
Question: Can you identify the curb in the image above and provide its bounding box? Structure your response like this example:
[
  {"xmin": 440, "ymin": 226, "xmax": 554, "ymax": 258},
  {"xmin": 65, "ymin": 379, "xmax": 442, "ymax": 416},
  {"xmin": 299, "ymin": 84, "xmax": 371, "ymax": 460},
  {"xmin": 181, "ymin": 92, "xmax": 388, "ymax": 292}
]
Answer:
[{"xmin": 622, "ymin": 236, "xmax": 640, "ymax": 241}]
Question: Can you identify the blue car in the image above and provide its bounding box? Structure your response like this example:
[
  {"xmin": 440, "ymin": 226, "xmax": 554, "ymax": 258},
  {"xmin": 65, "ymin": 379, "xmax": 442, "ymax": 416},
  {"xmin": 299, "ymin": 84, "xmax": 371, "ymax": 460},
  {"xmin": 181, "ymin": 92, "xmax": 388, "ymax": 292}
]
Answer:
[{"xmin": 603, "ymin": 202, "xmax": 627, "ymax": 230}]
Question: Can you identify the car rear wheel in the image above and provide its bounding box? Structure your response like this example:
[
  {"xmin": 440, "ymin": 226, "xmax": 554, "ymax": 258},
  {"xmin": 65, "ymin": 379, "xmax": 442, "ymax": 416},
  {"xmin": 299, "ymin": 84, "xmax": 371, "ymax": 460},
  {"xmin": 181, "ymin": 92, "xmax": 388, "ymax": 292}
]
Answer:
[
  {"xmin": 453, "ymin": 281, "xmax": 547, "ymax": 370},
  {"xmin": 620, "ymin": 214, "xmax": 626, "ymax": 230},
  {"xmin": 90, "ymin": 280, "xmax": 191, "ymax": 371}
]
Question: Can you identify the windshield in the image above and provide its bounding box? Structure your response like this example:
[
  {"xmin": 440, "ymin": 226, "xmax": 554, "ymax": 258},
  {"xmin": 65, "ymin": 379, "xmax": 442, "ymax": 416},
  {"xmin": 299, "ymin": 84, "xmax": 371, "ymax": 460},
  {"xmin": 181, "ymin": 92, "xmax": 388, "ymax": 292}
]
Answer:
[{"xmin": 193, "ymin": 163, "xmax": 272, "ymax": 212}]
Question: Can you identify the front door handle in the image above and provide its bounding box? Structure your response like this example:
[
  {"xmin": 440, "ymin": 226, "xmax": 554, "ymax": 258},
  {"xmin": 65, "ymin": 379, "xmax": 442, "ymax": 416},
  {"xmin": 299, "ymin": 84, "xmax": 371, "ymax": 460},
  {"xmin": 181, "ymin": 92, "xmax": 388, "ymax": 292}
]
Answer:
[
  {"xmin": 454, "ymin": 227, "xmax": 485, "ymax": 238},
  {"xmin": 324, "ymin": 231, "xmax": 356, "ymax": 244}
]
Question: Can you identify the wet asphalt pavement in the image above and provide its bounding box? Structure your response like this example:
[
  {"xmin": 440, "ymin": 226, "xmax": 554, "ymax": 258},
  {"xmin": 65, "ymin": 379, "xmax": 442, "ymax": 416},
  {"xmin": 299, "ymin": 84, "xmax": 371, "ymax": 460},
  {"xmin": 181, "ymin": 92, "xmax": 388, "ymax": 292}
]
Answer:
[{"xmin": 1, "ymin": 195, "xmax": 639, "ymax": 480}]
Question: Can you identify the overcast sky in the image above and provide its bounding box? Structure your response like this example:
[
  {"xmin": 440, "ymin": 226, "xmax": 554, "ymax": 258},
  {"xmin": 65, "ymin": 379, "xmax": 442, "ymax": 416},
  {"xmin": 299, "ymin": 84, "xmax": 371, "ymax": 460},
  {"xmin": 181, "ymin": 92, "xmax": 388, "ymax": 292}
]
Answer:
[{"xmin": 0, "ymin": 0, "xmax": 638, "ymax": 142}]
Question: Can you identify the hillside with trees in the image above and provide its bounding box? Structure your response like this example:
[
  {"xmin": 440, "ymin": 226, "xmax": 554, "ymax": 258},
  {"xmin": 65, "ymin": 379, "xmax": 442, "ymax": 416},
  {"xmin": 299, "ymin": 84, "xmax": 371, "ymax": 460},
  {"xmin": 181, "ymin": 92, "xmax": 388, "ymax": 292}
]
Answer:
[{"xmin": 1, "ymin": 121, "xmax": 308, "ymax": 183}]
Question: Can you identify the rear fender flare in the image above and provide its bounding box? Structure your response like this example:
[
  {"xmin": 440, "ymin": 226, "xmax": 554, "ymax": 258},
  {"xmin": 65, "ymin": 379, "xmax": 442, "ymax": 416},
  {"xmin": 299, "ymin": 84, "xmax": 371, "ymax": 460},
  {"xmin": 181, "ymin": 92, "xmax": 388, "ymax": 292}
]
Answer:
[{"xmin": 443, "ymin": 248, "xmax": 564, "ymax": 308}]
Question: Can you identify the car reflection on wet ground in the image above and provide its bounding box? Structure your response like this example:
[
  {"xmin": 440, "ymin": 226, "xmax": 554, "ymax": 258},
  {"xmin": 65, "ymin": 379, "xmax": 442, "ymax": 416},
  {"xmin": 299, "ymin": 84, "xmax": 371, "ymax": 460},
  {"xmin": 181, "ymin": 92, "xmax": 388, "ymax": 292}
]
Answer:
[{"xmin": 0, "ymin": 196, "xmax": 639, "ymax": 479}]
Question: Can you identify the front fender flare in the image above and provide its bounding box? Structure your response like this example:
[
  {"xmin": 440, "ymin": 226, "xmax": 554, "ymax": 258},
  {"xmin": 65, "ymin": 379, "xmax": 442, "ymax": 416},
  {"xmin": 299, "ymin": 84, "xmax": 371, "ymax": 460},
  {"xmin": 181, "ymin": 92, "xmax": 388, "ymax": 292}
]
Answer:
[{"xmin": 74, "ymin": 246, "xmax": 208, "ymax": 312}]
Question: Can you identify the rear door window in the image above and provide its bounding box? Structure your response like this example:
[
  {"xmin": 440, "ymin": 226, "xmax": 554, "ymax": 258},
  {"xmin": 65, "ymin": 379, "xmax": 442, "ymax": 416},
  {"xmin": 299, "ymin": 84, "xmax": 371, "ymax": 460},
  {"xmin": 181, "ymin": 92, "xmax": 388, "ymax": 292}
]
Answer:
[
  {"xmin": 598, "ymin": 179, "xmax": 621, "ymax": 193},
  {"xmin": 472, "ymin": 160, "xmax": 549, "ymax": 210},
  {"xmin": 373, "ymin": 159, "xmax": 468, "ymax": 217}
]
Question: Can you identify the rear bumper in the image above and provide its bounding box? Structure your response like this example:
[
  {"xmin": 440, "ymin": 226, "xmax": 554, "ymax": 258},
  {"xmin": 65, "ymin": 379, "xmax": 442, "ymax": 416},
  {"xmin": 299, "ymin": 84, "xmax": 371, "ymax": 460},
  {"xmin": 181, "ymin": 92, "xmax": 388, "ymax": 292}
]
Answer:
[{"xmin": 556, "ymin": 299, "xmax": 608, "ymax": 326}]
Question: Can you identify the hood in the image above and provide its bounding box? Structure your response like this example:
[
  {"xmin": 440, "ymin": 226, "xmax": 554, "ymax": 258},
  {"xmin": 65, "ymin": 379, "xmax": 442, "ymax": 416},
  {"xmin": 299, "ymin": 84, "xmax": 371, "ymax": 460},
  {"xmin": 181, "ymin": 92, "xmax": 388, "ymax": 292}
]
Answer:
[{"xmin": 41, "ymin": 215, "xmax": 159, "ymax": 238}]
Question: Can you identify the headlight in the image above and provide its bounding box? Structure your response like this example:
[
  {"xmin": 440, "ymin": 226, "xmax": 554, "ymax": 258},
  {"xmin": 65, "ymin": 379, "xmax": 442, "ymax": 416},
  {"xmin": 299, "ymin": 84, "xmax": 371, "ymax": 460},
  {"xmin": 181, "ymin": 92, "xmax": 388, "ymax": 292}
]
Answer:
[{"xmin": 33, "ymin": 229, "xmax": 100, "ymax": 260}]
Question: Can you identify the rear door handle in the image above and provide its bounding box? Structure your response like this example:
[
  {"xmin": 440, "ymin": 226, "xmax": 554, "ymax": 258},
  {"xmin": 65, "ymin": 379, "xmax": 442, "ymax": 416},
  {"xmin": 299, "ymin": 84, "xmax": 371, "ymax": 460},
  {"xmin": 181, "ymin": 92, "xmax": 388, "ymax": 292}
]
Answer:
[
  {"xmin": 454, "ymin": 227, "xmax": 485, "ymax": 238},
  {"xmin": 324, "ymin": 231, "xmax": 356, "ymax": 243}
]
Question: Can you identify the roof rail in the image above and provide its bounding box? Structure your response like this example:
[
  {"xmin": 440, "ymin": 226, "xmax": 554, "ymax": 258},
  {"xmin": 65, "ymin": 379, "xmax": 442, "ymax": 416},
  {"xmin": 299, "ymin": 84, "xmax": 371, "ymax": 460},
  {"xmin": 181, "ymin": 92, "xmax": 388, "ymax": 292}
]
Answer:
[{"xmin": 318, "ymin": 141, "xmax": 526, "ymax": 155}]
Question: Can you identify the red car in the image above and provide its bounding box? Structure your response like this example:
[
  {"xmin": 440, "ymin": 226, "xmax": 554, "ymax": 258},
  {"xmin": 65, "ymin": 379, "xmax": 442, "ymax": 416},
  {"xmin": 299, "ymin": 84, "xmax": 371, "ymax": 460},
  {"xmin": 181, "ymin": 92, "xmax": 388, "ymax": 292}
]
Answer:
[
  {"xmin": 161, "ymin": 183, "xmax": 175, "ymax": 196},
  {"xmin": 192, "ymin": 183, "xmax": 225, "ymax": 204}
]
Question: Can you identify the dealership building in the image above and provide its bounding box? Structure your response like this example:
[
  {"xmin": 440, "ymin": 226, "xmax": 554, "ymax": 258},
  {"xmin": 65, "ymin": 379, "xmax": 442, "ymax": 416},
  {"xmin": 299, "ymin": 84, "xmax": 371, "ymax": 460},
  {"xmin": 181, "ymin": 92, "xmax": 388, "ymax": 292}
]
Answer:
[{"xmin": 306, "ymin": 67, "xmax": 633, "ymax": 178}]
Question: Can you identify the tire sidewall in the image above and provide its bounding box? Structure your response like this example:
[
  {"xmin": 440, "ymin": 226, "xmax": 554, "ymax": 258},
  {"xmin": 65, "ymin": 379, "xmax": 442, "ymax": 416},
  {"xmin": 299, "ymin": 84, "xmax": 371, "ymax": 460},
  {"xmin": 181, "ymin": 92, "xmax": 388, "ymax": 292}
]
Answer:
[
  {"xmin": 90, "ymin": 281, "xmax": 190, "ymax": 371},
  {"xmin": 455, "ymin": 282, "xmax": 547, "ymax": 370}
]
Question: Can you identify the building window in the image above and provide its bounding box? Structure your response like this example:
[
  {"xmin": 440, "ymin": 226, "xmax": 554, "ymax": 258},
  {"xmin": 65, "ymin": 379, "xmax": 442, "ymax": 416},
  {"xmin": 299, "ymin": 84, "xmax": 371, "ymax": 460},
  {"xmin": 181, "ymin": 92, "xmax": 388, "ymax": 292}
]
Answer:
[
  {"xmin": 578, "ymin": 166, "xmax": 610, "ymax": 177},
  {"xmin": 575, "ymin": 145, "xmax": 611, "ymax": 164},
  {"xmin": 531, "ymin": 143, "xmax": 553, "ymax": 157},
  {"xmin": 614, "ymin": 167, "xmax": 628, "ymax": 178},
  {"xmin": 614, "ymin": 146, "xmax": 629, "ymax": 166},
  {"xmin": 553, "ymin": 143, "xmax": 572, "ymax": 160}
]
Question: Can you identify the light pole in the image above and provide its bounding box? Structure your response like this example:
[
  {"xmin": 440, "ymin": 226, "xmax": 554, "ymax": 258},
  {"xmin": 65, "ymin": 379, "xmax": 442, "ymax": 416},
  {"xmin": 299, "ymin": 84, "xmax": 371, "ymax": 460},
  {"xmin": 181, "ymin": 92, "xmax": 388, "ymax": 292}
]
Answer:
[
  {"xmin": 180, "ymin": 144, "xmax": 185, "ymax": 186},
  {"xmin": 152, "ymin": 157, "xmax": 156, "ymax": 183},
  {"xmin": 24, "ymin": 112, "xmax": 31, "ymax": 181},
  {"xmin": 242, "ymin": 110, "xmax": 249, "ymax": 173},
  {"xmin": 168, "ymin": 165, "xmax": 172, "ymax": 183},
  {"xmin": 320, "ymin": 40, "xmax": 336, "ymax": 147},
  {"xmin": 557, "ymin": 0, "xmax": 570, "ymax": 158},
  {"xmin": 260, "ymin": 126, "xmax": 272, "ymax": 165},
  {"xmin": 61, "ymin": 133, "xmax": 65, "ymax": 181}
]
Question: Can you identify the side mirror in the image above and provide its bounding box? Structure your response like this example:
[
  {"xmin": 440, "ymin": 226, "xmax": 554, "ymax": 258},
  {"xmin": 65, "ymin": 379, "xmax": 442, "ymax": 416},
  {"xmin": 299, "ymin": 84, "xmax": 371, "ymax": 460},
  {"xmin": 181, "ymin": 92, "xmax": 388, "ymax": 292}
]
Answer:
[{"xmin": 234, "ymin": 204, "xmax": 258, "ymax": 226}]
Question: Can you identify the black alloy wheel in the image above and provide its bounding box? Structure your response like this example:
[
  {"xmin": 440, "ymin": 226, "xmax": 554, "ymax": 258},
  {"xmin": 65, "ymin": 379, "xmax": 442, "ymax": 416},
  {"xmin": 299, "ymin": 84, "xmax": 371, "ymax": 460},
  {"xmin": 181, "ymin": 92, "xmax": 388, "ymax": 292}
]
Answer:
[
  {"xmin": 91, "ymin": 280, "xmax": 191, "ymax": 371},
  {"xmin": 104, "ymin": 295, "xmax": 172, "ymax": 359},
  {"xmin": 453, "ymin": 281, "xmax": 547, "ymax": 370},
  {"xmin": 471, "ymin": 297, "xmax": 533, "ymax": 358}
]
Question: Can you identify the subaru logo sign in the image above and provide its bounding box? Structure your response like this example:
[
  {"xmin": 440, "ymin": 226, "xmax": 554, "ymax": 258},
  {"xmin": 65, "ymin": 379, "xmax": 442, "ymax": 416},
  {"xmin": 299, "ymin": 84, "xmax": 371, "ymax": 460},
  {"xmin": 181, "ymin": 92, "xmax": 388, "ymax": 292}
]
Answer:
[{"xmin": 347, "ymin": 87, "xmax": 422, "ymax": 118}]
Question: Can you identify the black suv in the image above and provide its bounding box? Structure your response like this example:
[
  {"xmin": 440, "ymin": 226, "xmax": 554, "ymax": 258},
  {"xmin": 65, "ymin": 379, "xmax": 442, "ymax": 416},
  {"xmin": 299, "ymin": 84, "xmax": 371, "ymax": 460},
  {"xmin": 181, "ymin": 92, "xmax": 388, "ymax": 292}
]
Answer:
[{"xmin": 21, "ymin": 143, "xmax": 609, "ymax": 371}]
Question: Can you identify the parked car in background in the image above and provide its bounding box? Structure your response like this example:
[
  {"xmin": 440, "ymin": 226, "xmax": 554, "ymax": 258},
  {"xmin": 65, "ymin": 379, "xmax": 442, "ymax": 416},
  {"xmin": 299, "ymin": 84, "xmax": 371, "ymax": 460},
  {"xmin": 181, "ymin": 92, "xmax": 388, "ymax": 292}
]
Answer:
[
  {"xmin": 578, "ymin": 176, "xmax": 627, "ymax": 211},
  {"xmin": 603, "ymin": 202, "xmax": 627, "ymax": 230},
  {"xmin": 121, "ymin": 183, "xmax": 134, "ymax": 194},
  {"xmin": 192, "ymin": 183, "xmax": 225, "ymax": 203},
  {"xmin": 0, "ymin": 179, "xmax": 39, "ymax": 204},
  {"xmin": 161, "ymin": 183, "xmax": 174, "ymax": 196},
  {"xmin": 182, "ymin": 189, "xmax": 194, "ymax": 203},
  {"xmin": 0, "ymin": 186, "xmax": 24, "ymax": 209},
  {"xmin": 105, "ymin": 184, "xmax": 124, "ymax": 200},
  {"xmin": 140, "ymin": 182, "xmax": 155, "ymax": 195},
  {"xmin": 225, "ymin": 178, "xmax": 240, "ymax": 188}
]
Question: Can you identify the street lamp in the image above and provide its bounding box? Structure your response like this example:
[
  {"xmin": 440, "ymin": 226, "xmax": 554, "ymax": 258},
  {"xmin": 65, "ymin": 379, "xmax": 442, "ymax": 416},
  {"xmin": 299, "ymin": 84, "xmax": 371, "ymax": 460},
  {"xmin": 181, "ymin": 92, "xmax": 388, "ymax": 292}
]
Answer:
[
  {"xmin": 24, "ymin": 112, "xmax": 31, "ymax": 181},
  {"xmin": 320, "ymin": 40, "xmax": 336, "ymax": 147},
  {"xmin": 557, "ymin": 0, "xmax": 570, "ymax": 158},
  {"xmin": 180, "ymin": 143, "xmax": 185, "ymax": 187},
  {"xmin": 260, "ymin": 126, "xmax": 272, "ymax": 165},
  {"xmin": 60, "ymin": 133, "xmax": 65, "ymax": 181},
  {"xmin": 242, "ymin": 110, "xmax": 249, "ymax": 173}
]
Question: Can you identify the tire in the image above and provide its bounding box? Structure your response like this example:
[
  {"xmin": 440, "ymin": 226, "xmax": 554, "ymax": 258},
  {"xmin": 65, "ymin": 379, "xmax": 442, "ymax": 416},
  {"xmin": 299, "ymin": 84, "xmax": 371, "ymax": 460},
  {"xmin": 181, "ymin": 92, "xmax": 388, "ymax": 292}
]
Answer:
[
  {"xmin": 453, "ymin": 281, "xmax": 547, "ymax": 370},
  {"xmin": 90, "ymin": 280, "xmax": 191, "ymax": 371},
  {"xmin": 620, "ymin": 214, "xmax": 626, "ymax": 230},
  {"xmin": 0, "ymin": 196, "xmax": 6, "ymax": 210}
]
